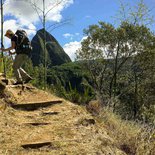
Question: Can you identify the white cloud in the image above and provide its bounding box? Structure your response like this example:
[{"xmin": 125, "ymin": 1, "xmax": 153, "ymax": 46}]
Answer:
[
  {"xmin": 63, "ymin": 41, "xmax": 80, "ymax": 61},
  {"xmin": 85, "ymin": 15, "xmax": 91, "ymax": 18},
  {"xmin": 63, "ymin": 33, "xmax": 73, "ymax": 38},
  {"xmin": 4, "ymin": 0, "xmax": 74, "ymax": 23},
  {"xmin": 2, "ymin": 20, "xmax": 18, "ymax": 47},
  {"xmin": 63, "ymin": 32, "xmax": 80, "ymax": 40},
  {"xmin": 63, "ymin": 37, "xmax": 87, "ymax": 61},
  {"xmin": 75, "ymin": 33, "xmax": 80, "ymax": 36},
  {"xmin": 2, "ymin": 19, "xmax": 36, "ymax": 47},
  {"xmin": 3, "ymin": 19, "xmax": 36, "ymax": 35}
]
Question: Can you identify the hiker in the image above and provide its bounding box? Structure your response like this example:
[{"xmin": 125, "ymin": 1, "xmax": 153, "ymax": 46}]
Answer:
[{"xmin": 0, "ymin": 29, "xmax": 33, "ymax": 85}]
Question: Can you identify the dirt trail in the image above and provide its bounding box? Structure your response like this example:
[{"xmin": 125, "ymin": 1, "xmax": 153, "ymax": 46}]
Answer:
[{"xmin": 0, "ymin": 84, "xmax": 126, "ymax": 155}]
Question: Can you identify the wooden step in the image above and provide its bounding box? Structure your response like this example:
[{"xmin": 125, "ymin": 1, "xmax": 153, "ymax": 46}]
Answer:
[
  {"xmin": 42, "ymin": 111, "xmax": 59, "ymax": 116},
  {"xmin": 11, "ymin": 100, "xmax": 62, "ymax": 111},
  {"xmin": 1, "ymin": 79, "xmax": 9, "ymax": 85},
  {"xmin": 24, "ymin": 122, "xmax": 51, "ymax": 126},
  {"xmin": 21, "ymin": 141, "xmax": 51, "ymax": 149}
]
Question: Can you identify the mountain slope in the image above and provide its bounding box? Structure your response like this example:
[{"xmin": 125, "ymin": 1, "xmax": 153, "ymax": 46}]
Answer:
[{"xmin": 0, "ymin": 83, "xmax": 126, "ymax": 155}]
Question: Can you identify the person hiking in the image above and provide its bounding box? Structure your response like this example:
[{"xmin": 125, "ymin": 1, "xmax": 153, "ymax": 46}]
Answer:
[{"xmin": 0, "ymin": 29, "xmax": 33, "ymax": 85}]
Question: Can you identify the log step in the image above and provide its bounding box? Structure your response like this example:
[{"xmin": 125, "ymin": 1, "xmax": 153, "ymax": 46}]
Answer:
[
  {"xmin": 1, "ymin": 79, "xmax": 9, "ymax": 85},
  {"xmin": 21, "ymin": 142, "xmax": 51, "ymax": 149},
  {"xmin": 24, "ymin": 122, "xmax": 51, "ymax": 126},
  {"xmin": 42, "ymin": 111, "xmax": 59, "ymax": 116},
  {"xmin": 11, "ymin": 100, "xmax": 62, "ymax": 111}
]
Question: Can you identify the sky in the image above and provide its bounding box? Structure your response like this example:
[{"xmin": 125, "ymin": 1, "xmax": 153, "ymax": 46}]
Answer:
[{"xmin": 1, "ymin": 0, "xmax": 155, "ymax": 61}]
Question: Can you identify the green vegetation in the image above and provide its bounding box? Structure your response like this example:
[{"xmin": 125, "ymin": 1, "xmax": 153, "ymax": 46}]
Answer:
[
  {"xmin": 76, "ymin": 21, "xmax": 155, "ymax": 123},
  {"xmin": 27, "ymin": 61, "xmax": 94, "ymax": 104},
  {"xmin": 0, "ymin": 55, "xmax": 13, "ymax": 78}
]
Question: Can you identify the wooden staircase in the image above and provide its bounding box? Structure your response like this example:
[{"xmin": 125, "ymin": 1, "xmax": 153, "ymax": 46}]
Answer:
[{"xmin": 10, "ymin": 99, "xmax": 63, "ymax": 150}]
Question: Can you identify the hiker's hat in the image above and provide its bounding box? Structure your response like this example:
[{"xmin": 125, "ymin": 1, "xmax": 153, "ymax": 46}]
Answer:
[{"xmin": 5, "ymin": 29, "xmax": 14, "ymax": 36}]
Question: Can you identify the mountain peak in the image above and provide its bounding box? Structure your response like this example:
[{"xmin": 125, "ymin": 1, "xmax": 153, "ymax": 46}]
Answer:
[{"xmin": 31, "ymin": 29, "xmax": 71, "ymax": 67}]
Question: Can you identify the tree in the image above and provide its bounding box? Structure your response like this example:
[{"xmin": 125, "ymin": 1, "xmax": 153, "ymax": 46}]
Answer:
[
  {"xmin": 115, "ymin": 0, "xmax": 154, "ymax": 26},
  {"xmin": 130, "ymin": 36, "xmax": 155, "ymax": 119},
  {"xmin": 77, "ymin": 0, "xmax": 155, "ymax": 119},
  {"xmin": 77, "ymin": 21, "xmax": 155, "ymax": 112}
]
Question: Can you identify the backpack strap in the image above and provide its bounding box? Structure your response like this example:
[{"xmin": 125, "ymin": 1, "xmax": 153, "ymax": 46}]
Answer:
[
  {"xmin": 16, "ymin": 30, "xmax": 27, "ymax": 47},
  {"xmin": 18, "ymin": 35, "xmax": 26, "ymax": 47}
]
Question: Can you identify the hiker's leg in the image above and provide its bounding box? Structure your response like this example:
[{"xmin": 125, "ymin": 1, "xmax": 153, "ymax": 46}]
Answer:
[
  {"xmin": 18, "ymin": 54, "xmax": 32, "ymax": 81},
  {"xmin": 19, "ymin": 67, "xmax": 31, "ymax": 81},
  {"xmin": 13, "ymin": 54, "xmax": 24, "ymax": 82}
]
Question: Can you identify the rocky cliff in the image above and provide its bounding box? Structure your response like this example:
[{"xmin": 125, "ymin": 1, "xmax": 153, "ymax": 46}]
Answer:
[{"xmin": 31, "ymin": 29, "xmax": 71, "ymax": 67}]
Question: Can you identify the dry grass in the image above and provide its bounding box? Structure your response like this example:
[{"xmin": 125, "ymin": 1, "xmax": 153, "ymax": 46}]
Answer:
[
  {"xmin": 2, "ymin": 84, "xmax": 154, "ymax": 154},
  {"xmin": 0, "ymin": 85, "xmax": 126, "ymax": 155},
  {"xmin": 86, "ymin": 100, "xmax": 102, "ymax": 115},
  {"xmin": 98, "ymin": 108, "xmax": 155, "ymax": 155}
]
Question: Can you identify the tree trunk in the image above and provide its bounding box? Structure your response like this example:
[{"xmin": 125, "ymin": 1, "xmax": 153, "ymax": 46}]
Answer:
[
  {"xmin": 1, "ymin": 0, "xmax": 6, "ymax": 78},
  {"xmin": 133, "ymin": 70, "xmax": 138, "ymax": 119},
  {"xmin": 43, "ymin": 0, "xmax": 47, "ymax": 90}
]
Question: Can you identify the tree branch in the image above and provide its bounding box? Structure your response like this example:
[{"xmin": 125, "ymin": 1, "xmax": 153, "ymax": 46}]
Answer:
[
  {"xmin": 29, "ymin": 0, "xmax": 43, "ymax": 13},
  {"xmin": 45, "ymin": 0, "xmax": 64, "ymax": 17},
  {"xmin": 29, "ymin": 1, "xmax": 43, "ymax": 25},
  {"xmin": 48, "ymin": 19, "xmax": 72, "ymax": 32}
]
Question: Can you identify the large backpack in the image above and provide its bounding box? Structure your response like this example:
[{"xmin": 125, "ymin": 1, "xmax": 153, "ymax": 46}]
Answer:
[{"xmin": 15, "ymin": 30, "xmax": 32, "ymax": 55}]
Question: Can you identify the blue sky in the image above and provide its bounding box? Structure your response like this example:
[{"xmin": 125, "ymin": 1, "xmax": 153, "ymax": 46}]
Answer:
[
  {"xmin": 2, "ymin": 0, "xmax": 155, "ymax": 60},
  {"xmin": 52, "ymin": 0, "xmax": 119, "ymax": 45}
]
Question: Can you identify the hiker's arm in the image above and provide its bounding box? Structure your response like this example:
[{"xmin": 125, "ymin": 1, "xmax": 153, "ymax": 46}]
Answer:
[{"xmin": 0, "ymin": 41, "xmax": 15, "ymax": 52}]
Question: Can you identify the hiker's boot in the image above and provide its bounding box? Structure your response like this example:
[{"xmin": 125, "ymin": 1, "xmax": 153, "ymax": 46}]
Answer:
[
  {"xmin": 24, "ymin": 77, "xmax": 33, "ymax": 84},
  {"xmin": 13, "ymin": 81, "xmax": 23, "ymax": 85}
]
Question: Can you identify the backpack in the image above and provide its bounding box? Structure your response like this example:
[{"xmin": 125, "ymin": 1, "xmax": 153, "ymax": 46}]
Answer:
[{"xmin": 15, "ymin": 30, "xmax": 32, "ymax": 55}]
